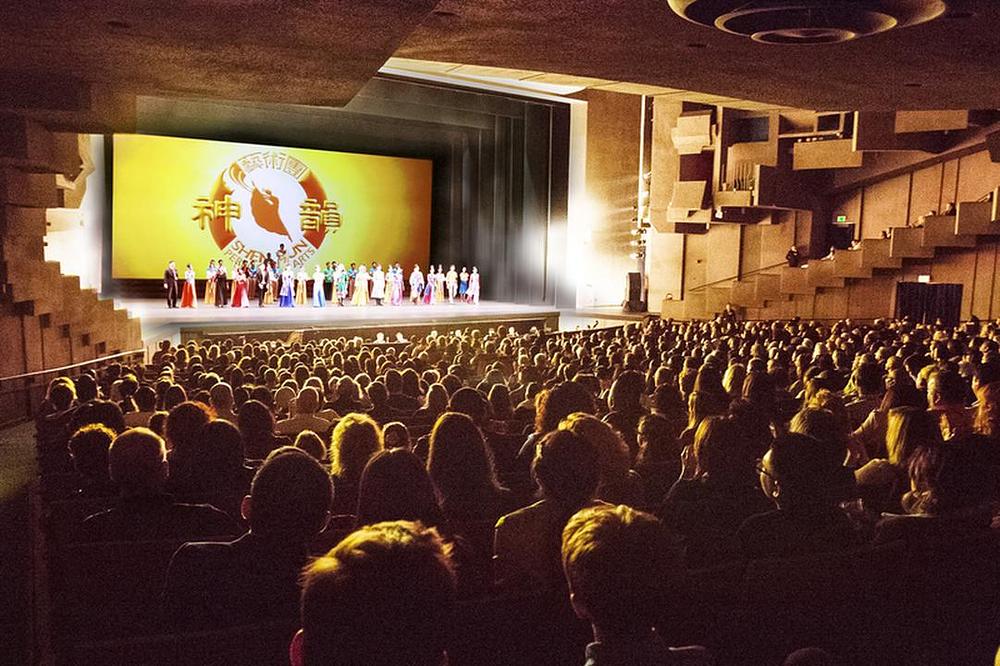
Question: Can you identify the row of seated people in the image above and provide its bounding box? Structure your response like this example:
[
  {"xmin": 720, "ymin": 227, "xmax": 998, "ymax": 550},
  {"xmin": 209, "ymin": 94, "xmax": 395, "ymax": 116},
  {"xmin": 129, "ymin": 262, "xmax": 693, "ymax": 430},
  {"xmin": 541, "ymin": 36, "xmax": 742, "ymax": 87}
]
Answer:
[{"xmin": 33, "ymin": 318, "xmax": 1000, "ymax": 664}]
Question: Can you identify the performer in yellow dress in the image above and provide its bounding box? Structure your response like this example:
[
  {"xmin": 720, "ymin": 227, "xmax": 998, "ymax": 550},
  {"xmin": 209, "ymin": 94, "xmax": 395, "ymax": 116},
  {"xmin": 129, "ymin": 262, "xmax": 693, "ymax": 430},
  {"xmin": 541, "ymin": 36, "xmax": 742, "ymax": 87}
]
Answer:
[
  {"xmin": 352, "ymin": 265, "xmax": 370, "ymax": 306},
  {"xmin": 295, "ymin": 268, "xmax": 308, "ymax": 305},
  {"xmin": 204, "ymin": 260, "xmax": 217, "ymax": 305}
]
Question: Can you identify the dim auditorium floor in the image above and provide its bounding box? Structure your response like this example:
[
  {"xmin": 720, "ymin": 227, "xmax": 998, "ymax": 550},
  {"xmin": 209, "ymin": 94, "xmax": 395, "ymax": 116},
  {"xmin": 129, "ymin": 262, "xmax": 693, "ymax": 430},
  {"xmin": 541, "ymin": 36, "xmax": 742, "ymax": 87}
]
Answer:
[{"xmin": 0, "ymin": 421, "xmax": 38, "ymax": 665}]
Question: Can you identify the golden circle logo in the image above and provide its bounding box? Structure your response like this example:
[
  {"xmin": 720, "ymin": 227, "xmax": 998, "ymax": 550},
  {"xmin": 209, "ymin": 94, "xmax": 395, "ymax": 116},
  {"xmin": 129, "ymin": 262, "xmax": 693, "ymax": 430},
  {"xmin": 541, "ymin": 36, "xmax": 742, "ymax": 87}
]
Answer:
[{"xmin": 192, "ymin": 150, "xmax": 341, "ymax": 268}]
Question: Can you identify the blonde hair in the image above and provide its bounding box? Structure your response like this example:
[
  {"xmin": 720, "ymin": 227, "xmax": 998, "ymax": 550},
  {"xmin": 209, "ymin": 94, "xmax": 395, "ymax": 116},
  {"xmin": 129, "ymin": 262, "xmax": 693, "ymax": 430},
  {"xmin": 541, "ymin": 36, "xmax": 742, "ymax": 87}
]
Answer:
[{"xmin": 330, "ymin": 413, "xmax": 383, "ymax": 479}]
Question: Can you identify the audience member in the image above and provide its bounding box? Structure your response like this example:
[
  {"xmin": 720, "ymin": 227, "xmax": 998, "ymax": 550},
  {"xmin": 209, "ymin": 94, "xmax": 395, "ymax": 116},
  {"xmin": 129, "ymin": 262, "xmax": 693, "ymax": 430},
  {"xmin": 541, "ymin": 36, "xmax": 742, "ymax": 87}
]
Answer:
[
  {"xmin": 163, "ymin": 447, "xmax": 332, "ymax": 629},
  {"xmin": 82, "ymin": 428, "xmax": 236, "ymax": 542}
]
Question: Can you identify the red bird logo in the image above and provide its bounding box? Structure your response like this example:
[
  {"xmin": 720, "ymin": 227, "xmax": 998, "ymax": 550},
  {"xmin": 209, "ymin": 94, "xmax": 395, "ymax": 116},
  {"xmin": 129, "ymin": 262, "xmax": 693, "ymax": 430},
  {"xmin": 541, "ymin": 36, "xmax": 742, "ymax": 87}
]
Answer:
[{"xmin": 250, "ymin": 186, "xmax": 292, "ymax": 239}]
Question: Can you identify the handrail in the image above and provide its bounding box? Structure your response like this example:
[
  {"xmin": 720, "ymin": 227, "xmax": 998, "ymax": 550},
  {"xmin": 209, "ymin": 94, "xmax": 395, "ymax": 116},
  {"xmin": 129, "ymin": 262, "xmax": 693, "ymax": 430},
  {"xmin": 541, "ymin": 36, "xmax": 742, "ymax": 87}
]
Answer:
[
  {"xmin": 0, "ymin": 348, "xmax": 146, "ymax": 385},
  {"xmin": 688, "ymin": 261, "xmax": 787, "ymax": 293}
]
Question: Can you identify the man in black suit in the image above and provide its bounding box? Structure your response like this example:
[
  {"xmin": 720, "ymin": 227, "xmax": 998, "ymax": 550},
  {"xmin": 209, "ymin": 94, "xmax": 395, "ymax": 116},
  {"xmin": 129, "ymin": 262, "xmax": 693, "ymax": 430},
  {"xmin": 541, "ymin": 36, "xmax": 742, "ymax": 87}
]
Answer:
[
  {"xmin": 81, "ymin": 427, "xmax": 238, "ymax": 542},
  {"xmin": 163, "ymin": 261, "xmax": 179, "ymax": 308},
  {"xmin": 162, "ymin": 447, "xmax": 332, "ymax": 630}
]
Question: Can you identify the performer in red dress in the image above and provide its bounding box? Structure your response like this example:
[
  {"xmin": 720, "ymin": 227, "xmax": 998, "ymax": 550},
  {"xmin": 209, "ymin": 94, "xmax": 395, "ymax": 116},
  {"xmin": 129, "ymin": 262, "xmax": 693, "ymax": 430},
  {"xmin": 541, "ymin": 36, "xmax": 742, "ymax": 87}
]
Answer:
[
  {"xmin": 231, "ymin": 267, "xmax": 249, "ymax": 308},
  {"xmin": 180, "ymin": 264, "xmax": 197, "ymax": 308}
]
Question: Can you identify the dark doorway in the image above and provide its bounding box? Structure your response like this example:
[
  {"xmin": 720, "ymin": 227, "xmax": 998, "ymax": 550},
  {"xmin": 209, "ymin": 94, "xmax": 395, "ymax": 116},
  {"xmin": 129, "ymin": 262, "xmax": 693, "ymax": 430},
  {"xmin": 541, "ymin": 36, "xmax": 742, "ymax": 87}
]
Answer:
[{"xmin": 895, "ymin": 282, "xmax": 963, "ymax": 326}]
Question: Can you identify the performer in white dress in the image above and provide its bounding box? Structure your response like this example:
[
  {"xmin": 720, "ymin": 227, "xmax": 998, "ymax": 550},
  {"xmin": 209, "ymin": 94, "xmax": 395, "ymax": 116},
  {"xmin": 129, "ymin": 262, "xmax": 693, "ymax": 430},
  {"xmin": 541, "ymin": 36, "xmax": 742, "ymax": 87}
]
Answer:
[
  {"xmin": 352, "ymin": 265, "xmax": 370, "ymax": 306},
  {"xmin": 371, "ymin": 264, "xmax": 386, "ymax": 306},
  {"xmin": 312, "ymin": 265, "xmax": 326, "ymax": 307},
  {"xmin": 467, "ymin": 266, "xmax": 481, "ymax": 304},
  {"xmin": 409, "ymin": 265, "xmax": 425, "ymax": 304},
  {"xmin": 445, "ymin": 265, "xmax": 458, "ymax": 303}
]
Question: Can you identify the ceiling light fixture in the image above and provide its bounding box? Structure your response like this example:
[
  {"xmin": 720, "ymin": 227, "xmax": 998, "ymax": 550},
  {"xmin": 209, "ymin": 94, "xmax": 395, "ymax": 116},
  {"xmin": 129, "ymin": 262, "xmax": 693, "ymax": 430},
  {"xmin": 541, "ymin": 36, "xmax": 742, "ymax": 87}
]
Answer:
[{"xmin": 667, "ymin": 1, "xmax": 949, "ymax": 45}]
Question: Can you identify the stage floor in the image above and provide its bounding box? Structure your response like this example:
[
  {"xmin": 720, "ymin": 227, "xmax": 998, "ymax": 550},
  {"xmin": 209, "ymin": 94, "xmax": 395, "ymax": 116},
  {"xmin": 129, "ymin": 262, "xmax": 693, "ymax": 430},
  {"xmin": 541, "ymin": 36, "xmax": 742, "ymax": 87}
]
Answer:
[{"xmin": 117, "ymin": 298, "xmax": 562, "ymax": 342}]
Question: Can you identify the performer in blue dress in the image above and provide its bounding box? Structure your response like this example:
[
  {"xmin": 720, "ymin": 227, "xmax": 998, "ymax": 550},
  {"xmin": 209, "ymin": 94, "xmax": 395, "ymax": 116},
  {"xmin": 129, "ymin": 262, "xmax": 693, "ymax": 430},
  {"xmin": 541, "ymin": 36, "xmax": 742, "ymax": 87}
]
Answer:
[
  {"xmin": 459, "ymin": 266, "xmax": 469, "ymax": 301},
  {"xmin": 278, "ymin": 264, "xmax": 295, "ymax": 307}
]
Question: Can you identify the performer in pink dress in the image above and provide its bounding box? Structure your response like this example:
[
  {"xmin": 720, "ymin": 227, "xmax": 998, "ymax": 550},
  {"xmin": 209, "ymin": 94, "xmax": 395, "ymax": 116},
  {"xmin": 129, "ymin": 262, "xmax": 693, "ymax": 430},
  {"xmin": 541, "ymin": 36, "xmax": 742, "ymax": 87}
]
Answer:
[{"xmin": 390, "ymin": 264, "xmax": 404, "ymax": 305}]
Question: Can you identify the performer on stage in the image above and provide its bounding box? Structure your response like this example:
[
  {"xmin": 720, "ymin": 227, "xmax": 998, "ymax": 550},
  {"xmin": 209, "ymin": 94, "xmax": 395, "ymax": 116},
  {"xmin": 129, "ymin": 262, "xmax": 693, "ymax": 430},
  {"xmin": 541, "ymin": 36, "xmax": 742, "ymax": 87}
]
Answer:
[
  {"xmin": 231, "ymin": 266, "xmax": 249, "ymax": 308},
  {"xmin": 409, "ymin": 265, "xmax": 424, "ymax": 304},
  {"xmin": 271, "ymin": 261, "xmax": 281, "ymax": 302},
  {"xmin": 352, "ymin": 265, "xmax": 370, "ymax": 306},
  {"xmin": 257, "ymin": 262, "xmax": 271, "ymax": 307},
  {"xmin": 279, "ymin": 264, "xmax": 295, "ymax": 307},
  {"xmin": 163, "ymin": 261, "xmax": 179, "ymax": 308},
  {"xmin": 371, "ymin": 263, "xmax": 386, "ymax": 306},
  {"xmin": 459, "ymin": 266, "xmax": 469, "ymax": 302},
  {"xmin": 423, "ymin": 266, "xmax": 435, "ymax": 305},
  {"xmin": 295, "ymin": 267, "xmax": 308, "ymax": 305},
  {"xmin": 180, "ymin": 263, "xmax": 197, "ymax": 308},
  {"xmin": 334, "ymin": 262, "xmax": 347, "ymax": 306},
  {"xmin": 346, "ymin": 263, "xmax": 357, "ymax": 302},
  {"xmin": 214, "ymin": 260, "xmax": 229, "ymax": 307},
  {"xmin": 204, "ymin": 260, "xmax": 217, "ymax": 305},
  {"xmin": 276, "ymin": 243, "xmax": 287, "ymax": 266},
  {"xmin": 446, "ymin": 265, "xmax": 458, "ymax": 303},
  {"xmin": 434, "ymin": 265, "xmax": 446, "ymax": 304},
  {"xmin": 390, "ymin": 264, "xmax": 404, "ymax": 306},
  {"xmin": 247, "ymin": 261, "xmax": 258, "ymax": 302},
  {"xmin": 468, "ymin": 266, "xmax": 480, "ymax": 304},
  {"xmin": 312, "ymin": 265, "xmax": 326, "ymax": 307},
  {"xmin": 324, "ymin": 262, "xmax": 334, "ymax": 302}
]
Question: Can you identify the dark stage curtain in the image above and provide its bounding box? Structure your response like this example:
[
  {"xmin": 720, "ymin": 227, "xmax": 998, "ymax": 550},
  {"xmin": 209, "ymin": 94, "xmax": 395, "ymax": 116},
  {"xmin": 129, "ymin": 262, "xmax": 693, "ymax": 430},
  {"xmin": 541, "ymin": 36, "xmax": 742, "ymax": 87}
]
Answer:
[{"xmin": 895, "ymin": 282, "xmax": 962, "ymax": 326}]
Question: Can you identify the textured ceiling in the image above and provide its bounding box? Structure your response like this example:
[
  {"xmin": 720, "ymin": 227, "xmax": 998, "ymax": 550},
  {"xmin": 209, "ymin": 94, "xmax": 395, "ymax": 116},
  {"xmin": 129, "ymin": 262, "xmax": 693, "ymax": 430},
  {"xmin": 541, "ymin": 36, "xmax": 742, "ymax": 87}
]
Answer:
[
  {"xmin": 397, "ymin": 0, "xmax": 1000, "ymax": 111},
  {"xmin": 0, "ymin": 0, "xmax": 441, "ymax": 106},
  {"xmin": 1, "ymin": 1, "xmax": 998, "ymax": 111}
]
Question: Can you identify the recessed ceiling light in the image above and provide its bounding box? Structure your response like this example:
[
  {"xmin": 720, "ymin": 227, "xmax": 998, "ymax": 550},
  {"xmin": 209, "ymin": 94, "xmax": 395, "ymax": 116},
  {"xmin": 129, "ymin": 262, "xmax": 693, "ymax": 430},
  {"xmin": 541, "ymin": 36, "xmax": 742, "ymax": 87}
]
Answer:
[
  {"xmin": 904, "ymin": 82, "xmax": 924, "ymax": 88},
  {"xmin": 105, "ymin": 19, "xmax": 130, "ymax": 30},
  {"xmin": 431, "ymin": 9, "xmax": 458, "ymax": 17},
  {"xmin": 686, "ymin": 42, "xmax": 708, "ymax": 48}
]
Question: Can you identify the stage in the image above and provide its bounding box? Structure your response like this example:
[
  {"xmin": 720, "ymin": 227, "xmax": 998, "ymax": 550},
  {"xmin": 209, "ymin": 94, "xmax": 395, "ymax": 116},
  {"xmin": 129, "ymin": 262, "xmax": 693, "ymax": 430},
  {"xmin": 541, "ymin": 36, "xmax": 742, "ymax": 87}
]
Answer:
[{"xmin": 117, "ymin": 298, "xmax": 563, "ymax": 344}]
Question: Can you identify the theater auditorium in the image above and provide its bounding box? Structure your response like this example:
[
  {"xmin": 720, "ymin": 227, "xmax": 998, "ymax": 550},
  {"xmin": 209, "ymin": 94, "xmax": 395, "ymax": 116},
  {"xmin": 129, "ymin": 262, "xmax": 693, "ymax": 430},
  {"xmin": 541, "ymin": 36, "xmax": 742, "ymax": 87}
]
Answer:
[{"xmin": 1, "ymin": 1, "xmax": 999, "ymax": 664}]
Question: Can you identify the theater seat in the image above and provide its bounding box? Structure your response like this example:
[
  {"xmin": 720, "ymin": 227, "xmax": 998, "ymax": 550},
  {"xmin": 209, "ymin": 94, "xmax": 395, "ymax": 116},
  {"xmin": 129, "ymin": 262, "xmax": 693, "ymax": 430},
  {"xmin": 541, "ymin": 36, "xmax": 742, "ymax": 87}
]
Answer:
[
  {"xmin": 50, "ymin": 540, "xmax": 187, "ymax": 642},
  {"xmin": 70, "ymin": 620, "xmax": 298, "ymax": 666},
  {"xmin": 739, "ymin": 542, "xmax": 905, "ymax": 665}
]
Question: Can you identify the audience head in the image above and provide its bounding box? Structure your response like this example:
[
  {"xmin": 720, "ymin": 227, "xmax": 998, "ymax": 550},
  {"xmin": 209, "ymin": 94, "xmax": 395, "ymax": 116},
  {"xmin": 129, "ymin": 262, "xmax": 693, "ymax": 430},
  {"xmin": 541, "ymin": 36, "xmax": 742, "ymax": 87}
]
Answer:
[
  {"xmin": 295, "ymin": 430, "xmax": 327, "ymax": 462},
  {"xmin": 244, "ymin": 447, "xmax": 332, "ymax": 541},
  {"xmin": 295, "ymin": 521, "xmax": 456, "ymax": 666},
  {"xmin": 562, "ymin": 504, "xmax": 680, "ymax": 636},
  {"xmin": 382, "ymin": 421, "xmax": 411, "ymax": 451},
  {"xmin": 427, "ymin": 412, "xmax": 500, "ymax": 507},
  {"xmin": 68, "ymin": 424, "xmax": 115, "ymax": 488},
  {"xmin": 532, "ymin": 430, "xmax": 600, "ymax": 508},
  {"xmin": 759, "ymin": 433, "xmax": 843, "ymax": 509},
  {"xmin": 209, "ymin": 381, "xmax": 234, "ymax": 413},
  {"xmin": 905, "ymin": 437, "xmax": 994, "ymax": 516},
  {"xmin": 165, "ymin": 401, "xmax": 213, "ymax": 456},
  {"xmin": 108, "ymin": 428, "xmax": 168, "ymax": 496},
  {"xmin": 885, "ymin": 406, "xmax": 942, "ymax": 467},
  {"xmin": 356, "ymin": 449, "xmax": 443, "ymax": 527},
  {"xmin": 535, "ymin": 381, "xmax": 596, "ymax": 434},
  {"xmin": 330, "ymin": 413, "xmax": 383, "ymax": 481}
]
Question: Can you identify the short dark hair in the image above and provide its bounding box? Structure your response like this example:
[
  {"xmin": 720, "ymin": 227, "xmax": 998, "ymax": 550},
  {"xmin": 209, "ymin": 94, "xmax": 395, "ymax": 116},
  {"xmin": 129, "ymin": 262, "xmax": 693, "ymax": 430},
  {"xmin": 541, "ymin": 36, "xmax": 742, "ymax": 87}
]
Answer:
[
  {"xmin": 249, "ymin": 447, "xmax": 332, "ymax": 539},
  {"xmin": 532, "ymin": 430, "xmax": 600, "ymax": 507},
  {"xmin": 300, "ymin": 521, "xmax": 456, "ymax": 666},
  {"xmin": 562, "ymin": 505, "xmax": 680, "ymax": 633}
]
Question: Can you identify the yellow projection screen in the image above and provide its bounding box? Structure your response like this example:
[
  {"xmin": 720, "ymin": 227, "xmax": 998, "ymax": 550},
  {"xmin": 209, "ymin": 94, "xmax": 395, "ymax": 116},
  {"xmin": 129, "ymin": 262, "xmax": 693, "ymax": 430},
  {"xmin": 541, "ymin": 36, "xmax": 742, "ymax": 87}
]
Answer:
[{"xmin": 112, "ymin": 134, "xmax": 432, "ymax": 278}]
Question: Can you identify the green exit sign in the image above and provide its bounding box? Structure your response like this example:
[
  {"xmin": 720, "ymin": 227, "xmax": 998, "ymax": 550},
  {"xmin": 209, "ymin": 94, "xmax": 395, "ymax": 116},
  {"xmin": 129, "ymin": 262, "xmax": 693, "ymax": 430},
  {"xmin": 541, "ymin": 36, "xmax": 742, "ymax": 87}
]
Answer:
[{"xmin": 836, "ymin": 214, "xmax": 848, "ymax": 223}]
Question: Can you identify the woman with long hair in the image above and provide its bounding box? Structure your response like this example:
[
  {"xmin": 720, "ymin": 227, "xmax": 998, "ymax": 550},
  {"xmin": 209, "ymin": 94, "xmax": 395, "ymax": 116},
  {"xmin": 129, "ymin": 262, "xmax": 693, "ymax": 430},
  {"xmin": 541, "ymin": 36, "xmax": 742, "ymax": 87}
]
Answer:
[{"xmin": 427, "ymin": 412, "xmax": 512, "ymax": 522}]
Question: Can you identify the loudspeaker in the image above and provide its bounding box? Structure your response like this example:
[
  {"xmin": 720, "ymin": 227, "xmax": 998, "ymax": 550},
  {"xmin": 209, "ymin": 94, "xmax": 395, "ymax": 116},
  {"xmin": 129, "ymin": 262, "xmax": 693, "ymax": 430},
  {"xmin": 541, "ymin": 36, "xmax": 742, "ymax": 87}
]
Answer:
[{"xmin": 625, "ymin": 272, "xmax": 646, "ymax": 312}]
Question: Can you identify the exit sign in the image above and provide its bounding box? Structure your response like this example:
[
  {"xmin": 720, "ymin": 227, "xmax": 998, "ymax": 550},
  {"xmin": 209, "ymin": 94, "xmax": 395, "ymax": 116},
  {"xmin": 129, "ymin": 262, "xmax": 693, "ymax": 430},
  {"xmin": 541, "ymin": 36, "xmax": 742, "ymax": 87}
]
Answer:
[{"xmin": 836, "ymin": 214, "xmax": 848, "ymax": 223}]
